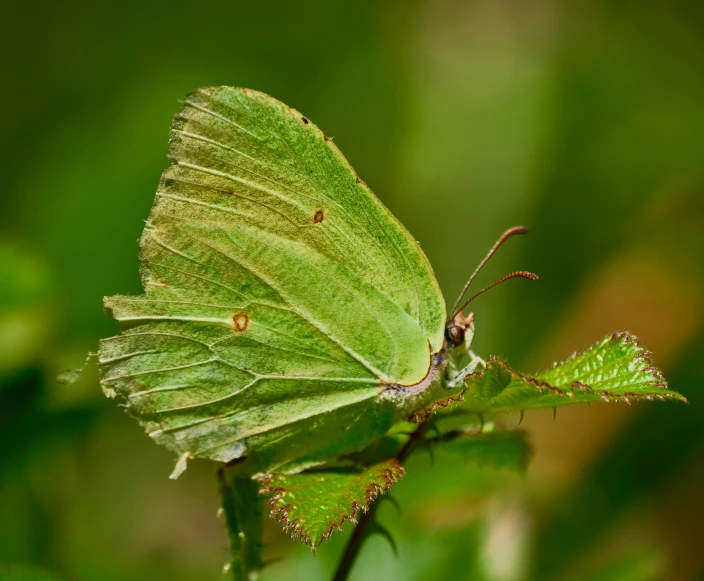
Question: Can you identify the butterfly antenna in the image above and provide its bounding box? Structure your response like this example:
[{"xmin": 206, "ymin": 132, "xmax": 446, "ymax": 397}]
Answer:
[
  {"xmin": 450, "ymin": 226, "xmax": 530, "ymax": 318},
  {"xmin": 453, "ymin": 271, "xmax": 538, "ymax": 317}
]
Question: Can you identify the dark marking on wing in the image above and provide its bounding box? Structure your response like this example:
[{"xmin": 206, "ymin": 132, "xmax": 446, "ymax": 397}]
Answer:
[{"xmin": 232, "ymin": 312, "xmax": 250, "ymax": 332}]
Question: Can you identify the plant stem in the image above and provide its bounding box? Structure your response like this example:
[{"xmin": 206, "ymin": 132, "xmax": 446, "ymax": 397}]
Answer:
[
  {"xmin": 331, "ymin": 421, "xmax": 428, "ymax": 581},
  {"xmin": 331, "ymin": 496, "xmax": 380, "ymax": 581},
  {"xmin": 218, "ymin": 466, "xmax": 264, "ymax": 580}
]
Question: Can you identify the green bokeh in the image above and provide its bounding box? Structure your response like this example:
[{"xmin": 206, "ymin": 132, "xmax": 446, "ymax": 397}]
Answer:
[{"xmin": 1, "ymin": 1, "xmax": 702, "ymax": 580}]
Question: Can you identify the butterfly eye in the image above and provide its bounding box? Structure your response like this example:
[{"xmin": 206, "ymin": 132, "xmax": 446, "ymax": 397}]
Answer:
[{"xmin": 446, "ymin": 325, "xmax": 465, "ymax": 347}]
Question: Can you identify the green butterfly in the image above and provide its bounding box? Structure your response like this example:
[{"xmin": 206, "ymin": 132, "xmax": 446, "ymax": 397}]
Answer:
[{"xmin": 99, "ymin": 86, "xmax": 535, "ymax": 477}]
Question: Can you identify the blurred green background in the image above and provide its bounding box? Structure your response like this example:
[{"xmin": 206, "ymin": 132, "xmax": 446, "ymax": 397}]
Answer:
[{"xmin": 2, "ymin": 1, "xmax": 703, "ymax": 580}]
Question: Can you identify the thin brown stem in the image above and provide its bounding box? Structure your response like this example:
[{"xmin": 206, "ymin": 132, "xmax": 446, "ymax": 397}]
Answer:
[
  {"xmin": 331, "ymin": 494, "xmax": 379, "ymax": 581},
  {"xmin": 331, "ymin": 422, "xmax": 429, "ymax": 581}
]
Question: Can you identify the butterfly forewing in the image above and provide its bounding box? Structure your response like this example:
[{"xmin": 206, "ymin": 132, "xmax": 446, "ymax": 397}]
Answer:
[{"xmin": 99, "ymin": 86, "xmax": 445, "ymax": 470}]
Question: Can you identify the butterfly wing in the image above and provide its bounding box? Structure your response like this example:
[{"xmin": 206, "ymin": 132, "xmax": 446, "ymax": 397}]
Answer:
[{"xmin": 99, "ymin": 87, "xmax": 446, "ymax": 471}]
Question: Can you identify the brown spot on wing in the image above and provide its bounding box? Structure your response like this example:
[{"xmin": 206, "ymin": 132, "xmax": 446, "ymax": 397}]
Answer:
[
  {"xmin": 313, "ymin": 209, "xmax": 324, "ymax": 223},
  {"xmin": 232, "ymin": 312, "xmax": 249, "ymax": 332}
]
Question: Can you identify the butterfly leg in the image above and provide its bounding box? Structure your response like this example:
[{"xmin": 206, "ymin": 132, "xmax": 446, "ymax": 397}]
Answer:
[
  {"xmin": 443, "ymin": 318, "xmax": 486, "ymax": 389},
  {"xmin": 446, "ymin": 352, "xmax": 486, "ymax": 389}
]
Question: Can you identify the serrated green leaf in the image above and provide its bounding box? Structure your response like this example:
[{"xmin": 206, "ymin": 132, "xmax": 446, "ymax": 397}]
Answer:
[
  {"xmin": 258, "ymin": 459, "xmax": 404, "ymax": 551},
  {"xmin": 426, "ymin": 428, "xmax": 531, "ymax": 472},
  {"xmin": 462, "ymin": 332, "xmax": 684, "ymax": 414},
  {"xmin": 218, "ymin": 471, "xmax": 264, "ymax": 580}
]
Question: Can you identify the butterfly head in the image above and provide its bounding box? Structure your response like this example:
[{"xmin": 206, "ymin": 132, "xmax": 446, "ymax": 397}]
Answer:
[{"xmin": 445, "ymin": 311, "xmax": 474, "ymax": 348}]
